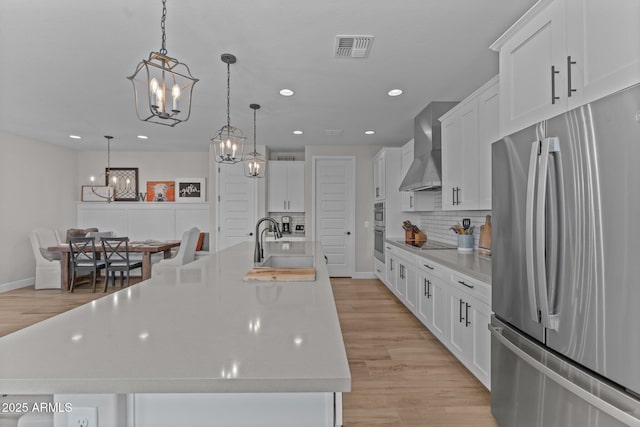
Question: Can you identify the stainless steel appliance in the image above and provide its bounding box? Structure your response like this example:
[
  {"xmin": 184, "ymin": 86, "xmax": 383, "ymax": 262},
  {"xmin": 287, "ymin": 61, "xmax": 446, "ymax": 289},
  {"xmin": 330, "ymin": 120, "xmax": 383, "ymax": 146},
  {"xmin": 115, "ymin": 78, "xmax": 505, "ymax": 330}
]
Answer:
[
  {"xmin": 491, "ymin": 84, "xmax": 640, "ymax": 427},
  {"xmin": 374, "ymin": 202, "xmax": 385, "ymax": 262},
  {"xmin": 281, "ymin": 215, "xmax": 291, "ymax": 234}
]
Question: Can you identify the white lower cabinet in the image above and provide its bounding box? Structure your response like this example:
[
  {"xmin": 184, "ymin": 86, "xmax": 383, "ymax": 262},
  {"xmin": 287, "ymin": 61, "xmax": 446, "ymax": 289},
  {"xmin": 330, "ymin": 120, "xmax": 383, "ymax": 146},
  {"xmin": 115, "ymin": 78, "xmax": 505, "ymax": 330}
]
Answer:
[
  {"xmin": 396, "ymin": 253, "xmax": 417, "ymax": 314},
  {"xmin": 446, "ymin": 275, "xmax": 491, "ymax": 389},
  {"xmin": 374, "ymin": 258, "xmax": 385, "ymax": 281},
  {"xmin": 417, "ymin": 260, "xmax": 448, "ymax": 343},
  {"xmin": 384, "ymin": 245, "xmax": 396, "ymax": 293},
  {"xmin": 378, "ymin": 243, "xmax": 491, "ymax": 389}
]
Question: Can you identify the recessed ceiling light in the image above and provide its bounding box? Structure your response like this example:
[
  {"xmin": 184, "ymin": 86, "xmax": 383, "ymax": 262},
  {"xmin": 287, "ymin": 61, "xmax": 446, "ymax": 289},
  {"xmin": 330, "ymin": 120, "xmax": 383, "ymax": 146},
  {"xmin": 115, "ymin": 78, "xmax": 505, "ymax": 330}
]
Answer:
[
  {"xmin": 280, "ymin": 89, "xmax": 295, "ymax": 97},
  {"xmin": 69, "ymin": 135, "xmax": 81, "ymax": 139},
  {"xmin": 387, "ymin": 89, "xmax": 403, "ymax": 97},
  {"xmin": 292, "ymin": 130, "xmax": 303, "ymax": 135},
  {"xmin": 364, "ymin": 130, "xmax": 375, "ymax": 135},
  {"xmin": 137, "ymin": 135, "xmax": 148, "ymax": 140}
]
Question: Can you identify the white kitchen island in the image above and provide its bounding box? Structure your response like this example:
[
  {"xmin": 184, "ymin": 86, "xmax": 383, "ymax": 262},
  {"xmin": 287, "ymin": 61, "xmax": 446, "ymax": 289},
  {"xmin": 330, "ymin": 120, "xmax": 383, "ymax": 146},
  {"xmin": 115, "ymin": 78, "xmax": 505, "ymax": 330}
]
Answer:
[{"xmin": 0, "ymin": 241, "xmax": 350, "ymax": 427}]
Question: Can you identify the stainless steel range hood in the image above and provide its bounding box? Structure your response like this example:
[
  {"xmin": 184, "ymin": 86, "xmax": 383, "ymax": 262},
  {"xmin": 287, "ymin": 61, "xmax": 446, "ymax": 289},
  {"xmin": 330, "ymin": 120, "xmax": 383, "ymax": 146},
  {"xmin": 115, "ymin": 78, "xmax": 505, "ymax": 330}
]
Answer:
[{"xmin": 399, "ymin": 101, "xmax": 458, "ymax": 191}]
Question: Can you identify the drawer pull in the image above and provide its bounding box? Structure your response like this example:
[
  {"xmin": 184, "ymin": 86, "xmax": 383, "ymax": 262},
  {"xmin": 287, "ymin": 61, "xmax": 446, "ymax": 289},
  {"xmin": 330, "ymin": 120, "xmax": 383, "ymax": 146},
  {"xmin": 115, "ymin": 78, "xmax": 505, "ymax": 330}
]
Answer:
[
  {"xmin": 423, "ymin": 264, "xmax": 434, "ymax": 270},
  {"xmin": 458, "ymin": 280, "xmax": 474, "ymax": 289}
]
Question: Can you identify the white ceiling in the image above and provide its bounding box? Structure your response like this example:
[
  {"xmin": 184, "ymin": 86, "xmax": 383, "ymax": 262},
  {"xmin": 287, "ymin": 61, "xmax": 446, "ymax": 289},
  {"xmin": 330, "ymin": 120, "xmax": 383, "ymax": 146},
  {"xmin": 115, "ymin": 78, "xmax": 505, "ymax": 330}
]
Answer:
[{"xmin": 0, "ymin": 0, "xmax": 536, "ymax": 153}]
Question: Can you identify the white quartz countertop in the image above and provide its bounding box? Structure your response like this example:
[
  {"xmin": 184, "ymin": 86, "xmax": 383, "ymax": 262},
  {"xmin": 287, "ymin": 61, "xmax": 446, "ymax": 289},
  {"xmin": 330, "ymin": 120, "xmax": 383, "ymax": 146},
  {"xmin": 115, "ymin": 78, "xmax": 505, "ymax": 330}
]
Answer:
[
  {"xmin": 386, "ymin": 238, "xmax": 492, "ymax": 285},
  {"xmin": 0, "ymin": 242, "xmax": 351, "ymax": 394}
]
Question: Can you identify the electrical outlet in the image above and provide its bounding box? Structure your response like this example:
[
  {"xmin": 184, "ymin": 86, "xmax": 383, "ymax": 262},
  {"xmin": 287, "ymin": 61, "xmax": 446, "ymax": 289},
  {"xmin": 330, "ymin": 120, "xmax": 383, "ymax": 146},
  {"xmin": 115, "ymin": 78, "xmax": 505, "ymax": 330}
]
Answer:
[{"xmin": 67, "ymin": 406, "xmax": 97, "ymax": 427}]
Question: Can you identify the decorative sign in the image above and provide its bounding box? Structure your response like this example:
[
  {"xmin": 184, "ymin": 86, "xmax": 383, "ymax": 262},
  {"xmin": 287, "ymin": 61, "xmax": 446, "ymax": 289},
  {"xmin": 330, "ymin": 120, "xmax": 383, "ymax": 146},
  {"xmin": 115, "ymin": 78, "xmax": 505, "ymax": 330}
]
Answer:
[{"xmin": 175, "ymin": 178, "xmax": 206, "ymax": 203}]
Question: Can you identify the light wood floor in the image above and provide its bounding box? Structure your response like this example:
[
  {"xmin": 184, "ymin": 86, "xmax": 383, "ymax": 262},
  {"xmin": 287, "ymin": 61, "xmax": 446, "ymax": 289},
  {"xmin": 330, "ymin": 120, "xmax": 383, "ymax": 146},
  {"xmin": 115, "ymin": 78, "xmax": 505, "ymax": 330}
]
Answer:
[
  {"xmin": 0, "ymin": 277, "xmax": 496, "ymax": 426},
  {"xmin": 332, "ymin": 278, "xmax": 496, "ymax": 427}
]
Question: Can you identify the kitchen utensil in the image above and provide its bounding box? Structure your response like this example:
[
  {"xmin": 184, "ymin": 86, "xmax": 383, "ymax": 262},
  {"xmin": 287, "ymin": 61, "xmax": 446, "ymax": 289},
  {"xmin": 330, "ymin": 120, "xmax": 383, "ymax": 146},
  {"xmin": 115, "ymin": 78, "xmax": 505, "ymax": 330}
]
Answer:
[
  {"xmin": 478, "ymin": 215, "xmax": 491, "ymax": 256},
  {"xmin": 462, "ymin": 218, "xmax": 471, "ymax": 231}
]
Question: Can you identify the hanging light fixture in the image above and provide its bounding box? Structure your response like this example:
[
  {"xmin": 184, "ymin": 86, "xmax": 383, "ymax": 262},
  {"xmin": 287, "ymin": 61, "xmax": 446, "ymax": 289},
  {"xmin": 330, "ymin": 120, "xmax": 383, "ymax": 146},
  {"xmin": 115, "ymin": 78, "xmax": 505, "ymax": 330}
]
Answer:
[
  {"xmin": 89, "ymin": 136, "xmax": 116, "ymax": 203},
  {"xmin": 212, "ymin": 54, "xmax": 246, "ymax": 164},
  {"xmin": 127, "ymin": 0, "xmax": 198, "ymax": 127},
  {"xmin": 243, "ymin": 104, "xmax": 267, "ymax": 178}
]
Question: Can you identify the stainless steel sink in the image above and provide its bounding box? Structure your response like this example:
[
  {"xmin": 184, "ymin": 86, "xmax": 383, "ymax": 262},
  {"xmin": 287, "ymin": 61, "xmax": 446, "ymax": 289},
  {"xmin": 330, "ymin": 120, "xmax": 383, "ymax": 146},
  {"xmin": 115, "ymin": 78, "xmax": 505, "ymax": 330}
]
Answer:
[{"xmin": 259, "ymin": 255, "xmax": 314, "ymax": 268}]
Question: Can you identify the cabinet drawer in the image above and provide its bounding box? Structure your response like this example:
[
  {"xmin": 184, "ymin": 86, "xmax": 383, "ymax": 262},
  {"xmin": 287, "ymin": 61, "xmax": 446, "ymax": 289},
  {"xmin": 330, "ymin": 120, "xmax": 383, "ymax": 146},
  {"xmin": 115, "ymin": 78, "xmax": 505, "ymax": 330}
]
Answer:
[
  {"xmin": 449, "ymin": 272, "xmax": 491, "ymax": 306},
  {"xmin": 416, "ymin": 258, "xmax": 446, "ymax": 279},
  {"xmin": 384, "ymin": 243, "xmax": 397, "ymax": 257}
]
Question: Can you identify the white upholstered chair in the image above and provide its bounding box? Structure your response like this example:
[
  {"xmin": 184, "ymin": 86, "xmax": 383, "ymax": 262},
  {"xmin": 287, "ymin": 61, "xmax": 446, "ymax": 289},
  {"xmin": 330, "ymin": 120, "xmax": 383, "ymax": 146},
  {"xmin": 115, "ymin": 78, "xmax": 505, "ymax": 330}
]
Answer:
[
  {"xmin": 29, "ymin": 229, "xmax": 63, "ymax": 289},
  {"xmin": 151, "ymin": 227, "xmax": 200, "ymax": 277}
]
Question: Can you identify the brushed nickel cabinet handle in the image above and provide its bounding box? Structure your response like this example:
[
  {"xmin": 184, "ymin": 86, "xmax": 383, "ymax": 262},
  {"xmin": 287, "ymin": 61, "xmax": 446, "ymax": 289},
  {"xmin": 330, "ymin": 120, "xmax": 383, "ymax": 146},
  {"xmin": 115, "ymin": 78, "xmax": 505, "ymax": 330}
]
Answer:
[
  {"xmin": 551, "ymin": 65, "xmax": 560, "ymax": 104},
  {"xmin": 567, "ymin": 56, "xmax": 577, "ymax": 97}
]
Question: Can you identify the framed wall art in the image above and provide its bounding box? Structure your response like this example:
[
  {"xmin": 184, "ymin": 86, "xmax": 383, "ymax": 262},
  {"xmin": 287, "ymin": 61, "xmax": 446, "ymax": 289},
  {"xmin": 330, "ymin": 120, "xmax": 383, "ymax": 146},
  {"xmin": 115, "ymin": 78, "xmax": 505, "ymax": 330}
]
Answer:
[
  {"xmin": 106, "ymin": 167, "xmax": 139, "ymax": 201},
  {"xmin": 146, "ymin": 181, "xmax": 175, "ymax": 202},
  {"xmin": 175, "ymin": 178, "xmax": 206, "ymax": 203}
]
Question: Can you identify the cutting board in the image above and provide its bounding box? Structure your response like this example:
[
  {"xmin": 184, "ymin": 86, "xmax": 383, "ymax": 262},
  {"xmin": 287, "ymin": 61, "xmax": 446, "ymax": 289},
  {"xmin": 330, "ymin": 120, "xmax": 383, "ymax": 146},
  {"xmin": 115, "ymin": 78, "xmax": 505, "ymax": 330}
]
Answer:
[
  {"xmin": 478, "ymin": 215, "xmax": 492, "ymax": 256},
  {"xmin": 243, "ymin": 268, "xmax": 316, "ymax": 282}
]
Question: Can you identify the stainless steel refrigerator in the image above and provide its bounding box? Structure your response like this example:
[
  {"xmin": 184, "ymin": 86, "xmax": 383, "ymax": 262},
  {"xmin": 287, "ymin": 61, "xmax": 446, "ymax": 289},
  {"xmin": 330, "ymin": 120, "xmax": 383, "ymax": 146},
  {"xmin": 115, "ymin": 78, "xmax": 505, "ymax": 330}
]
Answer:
[{"xmin": 491, "ymin": 83, "xmax": 640, "ymax": 427}]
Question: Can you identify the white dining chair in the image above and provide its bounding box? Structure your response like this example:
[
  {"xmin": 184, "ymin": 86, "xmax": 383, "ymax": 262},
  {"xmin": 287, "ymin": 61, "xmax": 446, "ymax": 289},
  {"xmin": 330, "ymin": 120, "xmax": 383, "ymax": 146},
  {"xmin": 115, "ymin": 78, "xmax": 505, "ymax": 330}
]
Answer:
[
  {"xmin": 29, "ymin": 229, "xmax": 63, "ymax": 289},
  {"xmin": 151, "ymin": 227, "xmax": 200, "ymax": 277}
]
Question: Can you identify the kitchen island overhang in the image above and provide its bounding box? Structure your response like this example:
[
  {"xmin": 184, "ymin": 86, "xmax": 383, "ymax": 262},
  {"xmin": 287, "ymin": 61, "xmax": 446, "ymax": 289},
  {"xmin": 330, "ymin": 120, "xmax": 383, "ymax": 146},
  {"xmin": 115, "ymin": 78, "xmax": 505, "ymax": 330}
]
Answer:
[{"xmin": 0, "ymin": 241, "xmax": 350, "ymax": 426}]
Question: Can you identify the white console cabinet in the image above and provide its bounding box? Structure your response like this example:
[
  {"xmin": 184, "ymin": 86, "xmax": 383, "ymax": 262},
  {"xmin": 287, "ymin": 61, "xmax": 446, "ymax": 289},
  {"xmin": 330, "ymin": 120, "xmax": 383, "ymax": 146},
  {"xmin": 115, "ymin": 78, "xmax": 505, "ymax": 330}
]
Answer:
[{"xmin": 76, "ymin": 202, "xmax": 209, "ymax": 241}]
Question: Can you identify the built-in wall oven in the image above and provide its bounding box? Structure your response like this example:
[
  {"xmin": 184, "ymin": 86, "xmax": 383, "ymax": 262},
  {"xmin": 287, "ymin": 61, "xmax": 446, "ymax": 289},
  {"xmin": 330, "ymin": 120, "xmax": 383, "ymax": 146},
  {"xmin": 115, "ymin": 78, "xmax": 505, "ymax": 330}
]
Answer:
[{"xmin": 374, "ymin": 202, "xmax": 385, "ymax": 262}]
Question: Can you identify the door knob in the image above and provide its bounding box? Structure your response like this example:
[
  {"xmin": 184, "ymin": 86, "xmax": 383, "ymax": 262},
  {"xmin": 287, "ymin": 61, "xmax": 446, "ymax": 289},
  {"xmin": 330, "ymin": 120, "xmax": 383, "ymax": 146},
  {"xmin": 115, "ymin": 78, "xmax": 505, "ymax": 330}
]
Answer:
[
  {"xmin": 345, "ymin": 231, "xmax": 351, "ymax": 235},
  {"xmin": 247, "ymin": 232, "xmax": 253, "ymax": 236}
]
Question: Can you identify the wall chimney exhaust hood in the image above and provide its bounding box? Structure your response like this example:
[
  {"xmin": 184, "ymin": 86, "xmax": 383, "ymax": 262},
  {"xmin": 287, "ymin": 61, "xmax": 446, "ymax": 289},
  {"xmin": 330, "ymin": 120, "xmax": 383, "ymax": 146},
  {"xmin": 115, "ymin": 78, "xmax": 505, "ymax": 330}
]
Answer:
[{"xmin": 399, "ymin": 101, "xmax": 458, "ymax": 191}]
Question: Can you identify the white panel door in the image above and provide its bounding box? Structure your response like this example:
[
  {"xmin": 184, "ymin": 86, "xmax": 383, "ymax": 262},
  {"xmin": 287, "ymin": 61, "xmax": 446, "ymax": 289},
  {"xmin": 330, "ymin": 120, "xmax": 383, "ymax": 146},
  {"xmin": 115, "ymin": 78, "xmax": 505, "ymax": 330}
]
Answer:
[
  {"xmin": 217, "ymin": 164, "xmax": 257, "ymax": 251},
  {"xmin": 314, "ymin": 158, "xmax": 354, "ymax": 277}
]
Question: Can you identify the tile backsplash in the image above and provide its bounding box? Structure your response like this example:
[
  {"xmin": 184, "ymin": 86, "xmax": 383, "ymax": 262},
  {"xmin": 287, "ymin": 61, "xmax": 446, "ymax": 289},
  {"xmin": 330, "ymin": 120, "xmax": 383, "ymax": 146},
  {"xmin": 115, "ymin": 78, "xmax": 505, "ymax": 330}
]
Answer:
[
  {"xmin": 417, "ymin": 190, "xmax": 491, "ymax": 249},
  {"xmin": 268, "ymin": 212, "xmax": 306, "ymax": 233}
]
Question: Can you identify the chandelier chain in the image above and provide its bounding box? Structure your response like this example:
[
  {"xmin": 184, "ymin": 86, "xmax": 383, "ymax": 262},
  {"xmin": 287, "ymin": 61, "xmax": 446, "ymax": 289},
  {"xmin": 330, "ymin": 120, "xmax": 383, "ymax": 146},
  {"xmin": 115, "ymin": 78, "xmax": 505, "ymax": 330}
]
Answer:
[
  {"xmin": 253, "ymin": 107, "xmax": 257, "ymax": 151},
  {"xmin": 160, "ymin": 0, "xmax": 167, "ymax": 55},
  {"xmin": 226, "ymin": 62, "xmax": 231, "ymax": 127}
]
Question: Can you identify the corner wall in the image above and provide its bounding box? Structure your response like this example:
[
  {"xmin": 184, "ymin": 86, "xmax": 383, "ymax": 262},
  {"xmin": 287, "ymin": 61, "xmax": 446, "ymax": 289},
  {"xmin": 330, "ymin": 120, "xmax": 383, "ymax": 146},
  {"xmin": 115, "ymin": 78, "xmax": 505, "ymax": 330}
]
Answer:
[{"xmin": 0, "ymin": 132, "xmax": 78, "ymax": 290}]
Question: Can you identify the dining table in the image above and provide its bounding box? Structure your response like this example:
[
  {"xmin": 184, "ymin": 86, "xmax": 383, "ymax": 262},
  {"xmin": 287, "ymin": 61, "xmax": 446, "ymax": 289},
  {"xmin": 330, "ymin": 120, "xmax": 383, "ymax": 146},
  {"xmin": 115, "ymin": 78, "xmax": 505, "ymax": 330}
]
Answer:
[{"xmin": 48, "ymin": 240, "xmax": 181, "ymax": 291}]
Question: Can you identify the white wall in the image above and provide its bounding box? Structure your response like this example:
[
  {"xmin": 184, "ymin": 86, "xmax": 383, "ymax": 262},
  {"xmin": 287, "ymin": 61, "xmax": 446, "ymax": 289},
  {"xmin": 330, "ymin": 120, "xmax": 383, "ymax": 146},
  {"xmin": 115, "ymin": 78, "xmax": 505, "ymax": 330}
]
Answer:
[
  {"xmin": 304, "ymin": 145, "xmax": 382, "ymax": 275},
  {"xmin": 0, "ymin": 132, "xmax": 78, "ymax": 289}
]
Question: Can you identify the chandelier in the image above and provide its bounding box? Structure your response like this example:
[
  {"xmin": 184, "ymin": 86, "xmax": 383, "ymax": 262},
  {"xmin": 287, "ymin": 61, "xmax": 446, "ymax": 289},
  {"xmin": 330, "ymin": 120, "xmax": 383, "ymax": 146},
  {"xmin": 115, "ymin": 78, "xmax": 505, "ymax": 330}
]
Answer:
[
  {"xmin": 243, "ymin": 104, "xmax": 267, "ymax": 178},
  {"xmin": 212, "ymin": 54, "xmax": 246, "ymax": 164},
  {"xmin": 127, "ymin": 0, "xmax": 198, "ymax": 127},
  {"xmin": 89, "ymin": 136, "xmax": 116, "ymax": 202}
]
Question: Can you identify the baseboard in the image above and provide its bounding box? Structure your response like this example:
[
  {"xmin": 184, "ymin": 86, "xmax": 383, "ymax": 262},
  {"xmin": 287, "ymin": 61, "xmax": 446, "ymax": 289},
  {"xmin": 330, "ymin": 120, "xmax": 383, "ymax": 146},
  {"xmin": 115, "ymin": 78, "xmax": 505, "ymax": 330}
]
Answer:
[
  {"xmin": 0, "ymin": 277, "xmax": 34, "ymax": 293},
  {"xmin": 351, "ymin": 272, "xmax": 377, "ymax": 279}
]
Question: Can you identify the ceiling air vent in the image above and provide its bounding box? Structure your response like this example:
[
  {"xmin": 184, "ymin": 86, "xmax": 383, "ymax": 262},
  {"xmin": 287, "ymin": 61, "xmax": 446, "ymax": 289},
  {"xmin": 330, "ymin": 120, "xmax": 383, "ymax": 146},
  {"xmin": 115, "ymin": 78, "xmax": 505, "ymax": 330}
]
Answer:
[{"xmin": 335, "ymin": 35, "xmax": 374, "ymax": 58}]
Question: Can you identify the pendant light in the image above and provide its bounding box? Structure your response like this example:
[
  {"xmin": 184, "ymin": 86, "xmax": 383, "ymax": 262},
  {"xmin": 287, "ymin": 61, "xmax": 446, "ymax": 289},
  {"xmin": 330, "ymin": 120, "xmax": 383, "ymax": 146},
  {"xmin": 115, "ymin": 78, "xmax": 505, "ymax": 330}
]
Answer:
[
  {"xmin": 243, "ymin": 104, "xmax": 267, "ymax": 178},
  {"xmin": 212, "ymin": 54, "xmax": 246, "ymax": 164},
  {"xmin": 127, "ymin": 0, "xmax": 198, "ymax": 127}
]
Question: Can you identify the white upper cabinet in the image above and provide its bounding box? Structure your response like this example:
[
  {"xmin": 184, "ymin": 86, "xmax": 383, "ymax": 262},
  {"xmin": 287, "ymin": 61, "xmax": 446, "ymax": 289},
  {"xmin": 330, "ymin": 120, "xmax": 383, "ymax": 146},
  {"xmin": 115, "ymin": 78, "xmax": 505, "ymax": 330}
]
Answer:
[
  {"xmin": 477, "ymin": 81, "xmax": 500, "ymax": 210},
  {"xmin": 492, "ymin": 0, "xmax": 640, "ymax": 136},
  {"xmin": 565, "ymin": 0, "xmax": 640, "ymax": 109},
  {"xmin": 267, "ymin": 161, "xmax": 305, "ymax": 212},
  {"xmin": 440, "ymin": 77, "xmax": 497, "ymax": 211},
  {"xmin": 373, "ymin": 150, "xmax": 386, "ymax": 201},
  {"xmin": 400, "ymin": 139, "xmax": 435, "ymax": 212}
]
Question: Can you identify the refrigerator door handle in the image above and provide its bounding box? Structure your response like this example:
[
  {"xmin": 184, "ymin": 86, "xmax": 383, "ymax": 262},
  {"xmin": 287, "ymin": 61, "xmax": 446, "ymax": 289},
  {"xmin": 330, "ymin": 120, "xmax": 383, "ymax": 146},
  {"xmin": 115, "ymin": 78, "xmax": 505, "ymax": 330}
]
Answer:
[
  {"xmin": 536, "ymin": 137, "xmax": 560, "ymax": 330},
  {"xmin": 525, "ymin": 141, "xmax": 541, "ymax": 323},
  {"xmin": 489, "ymin": 324, "xmax": 640, "ymax": 426}
]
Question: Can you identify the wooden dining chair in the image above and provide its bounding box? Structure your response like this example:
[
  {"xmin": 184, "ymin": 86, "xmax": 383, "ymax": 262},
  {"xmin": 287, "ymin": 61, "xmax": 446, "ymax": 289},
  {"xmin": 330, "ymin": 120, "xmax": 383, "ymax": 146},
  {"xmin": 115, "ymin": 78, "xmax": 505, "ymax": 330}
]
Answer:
[
  {"xmin": 68, "ymin": 237, "xmax": 106, "ymax": 292},
  {"xmin": 100, "ymin": 237, "xmax": 143, "ymax": 291}
]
